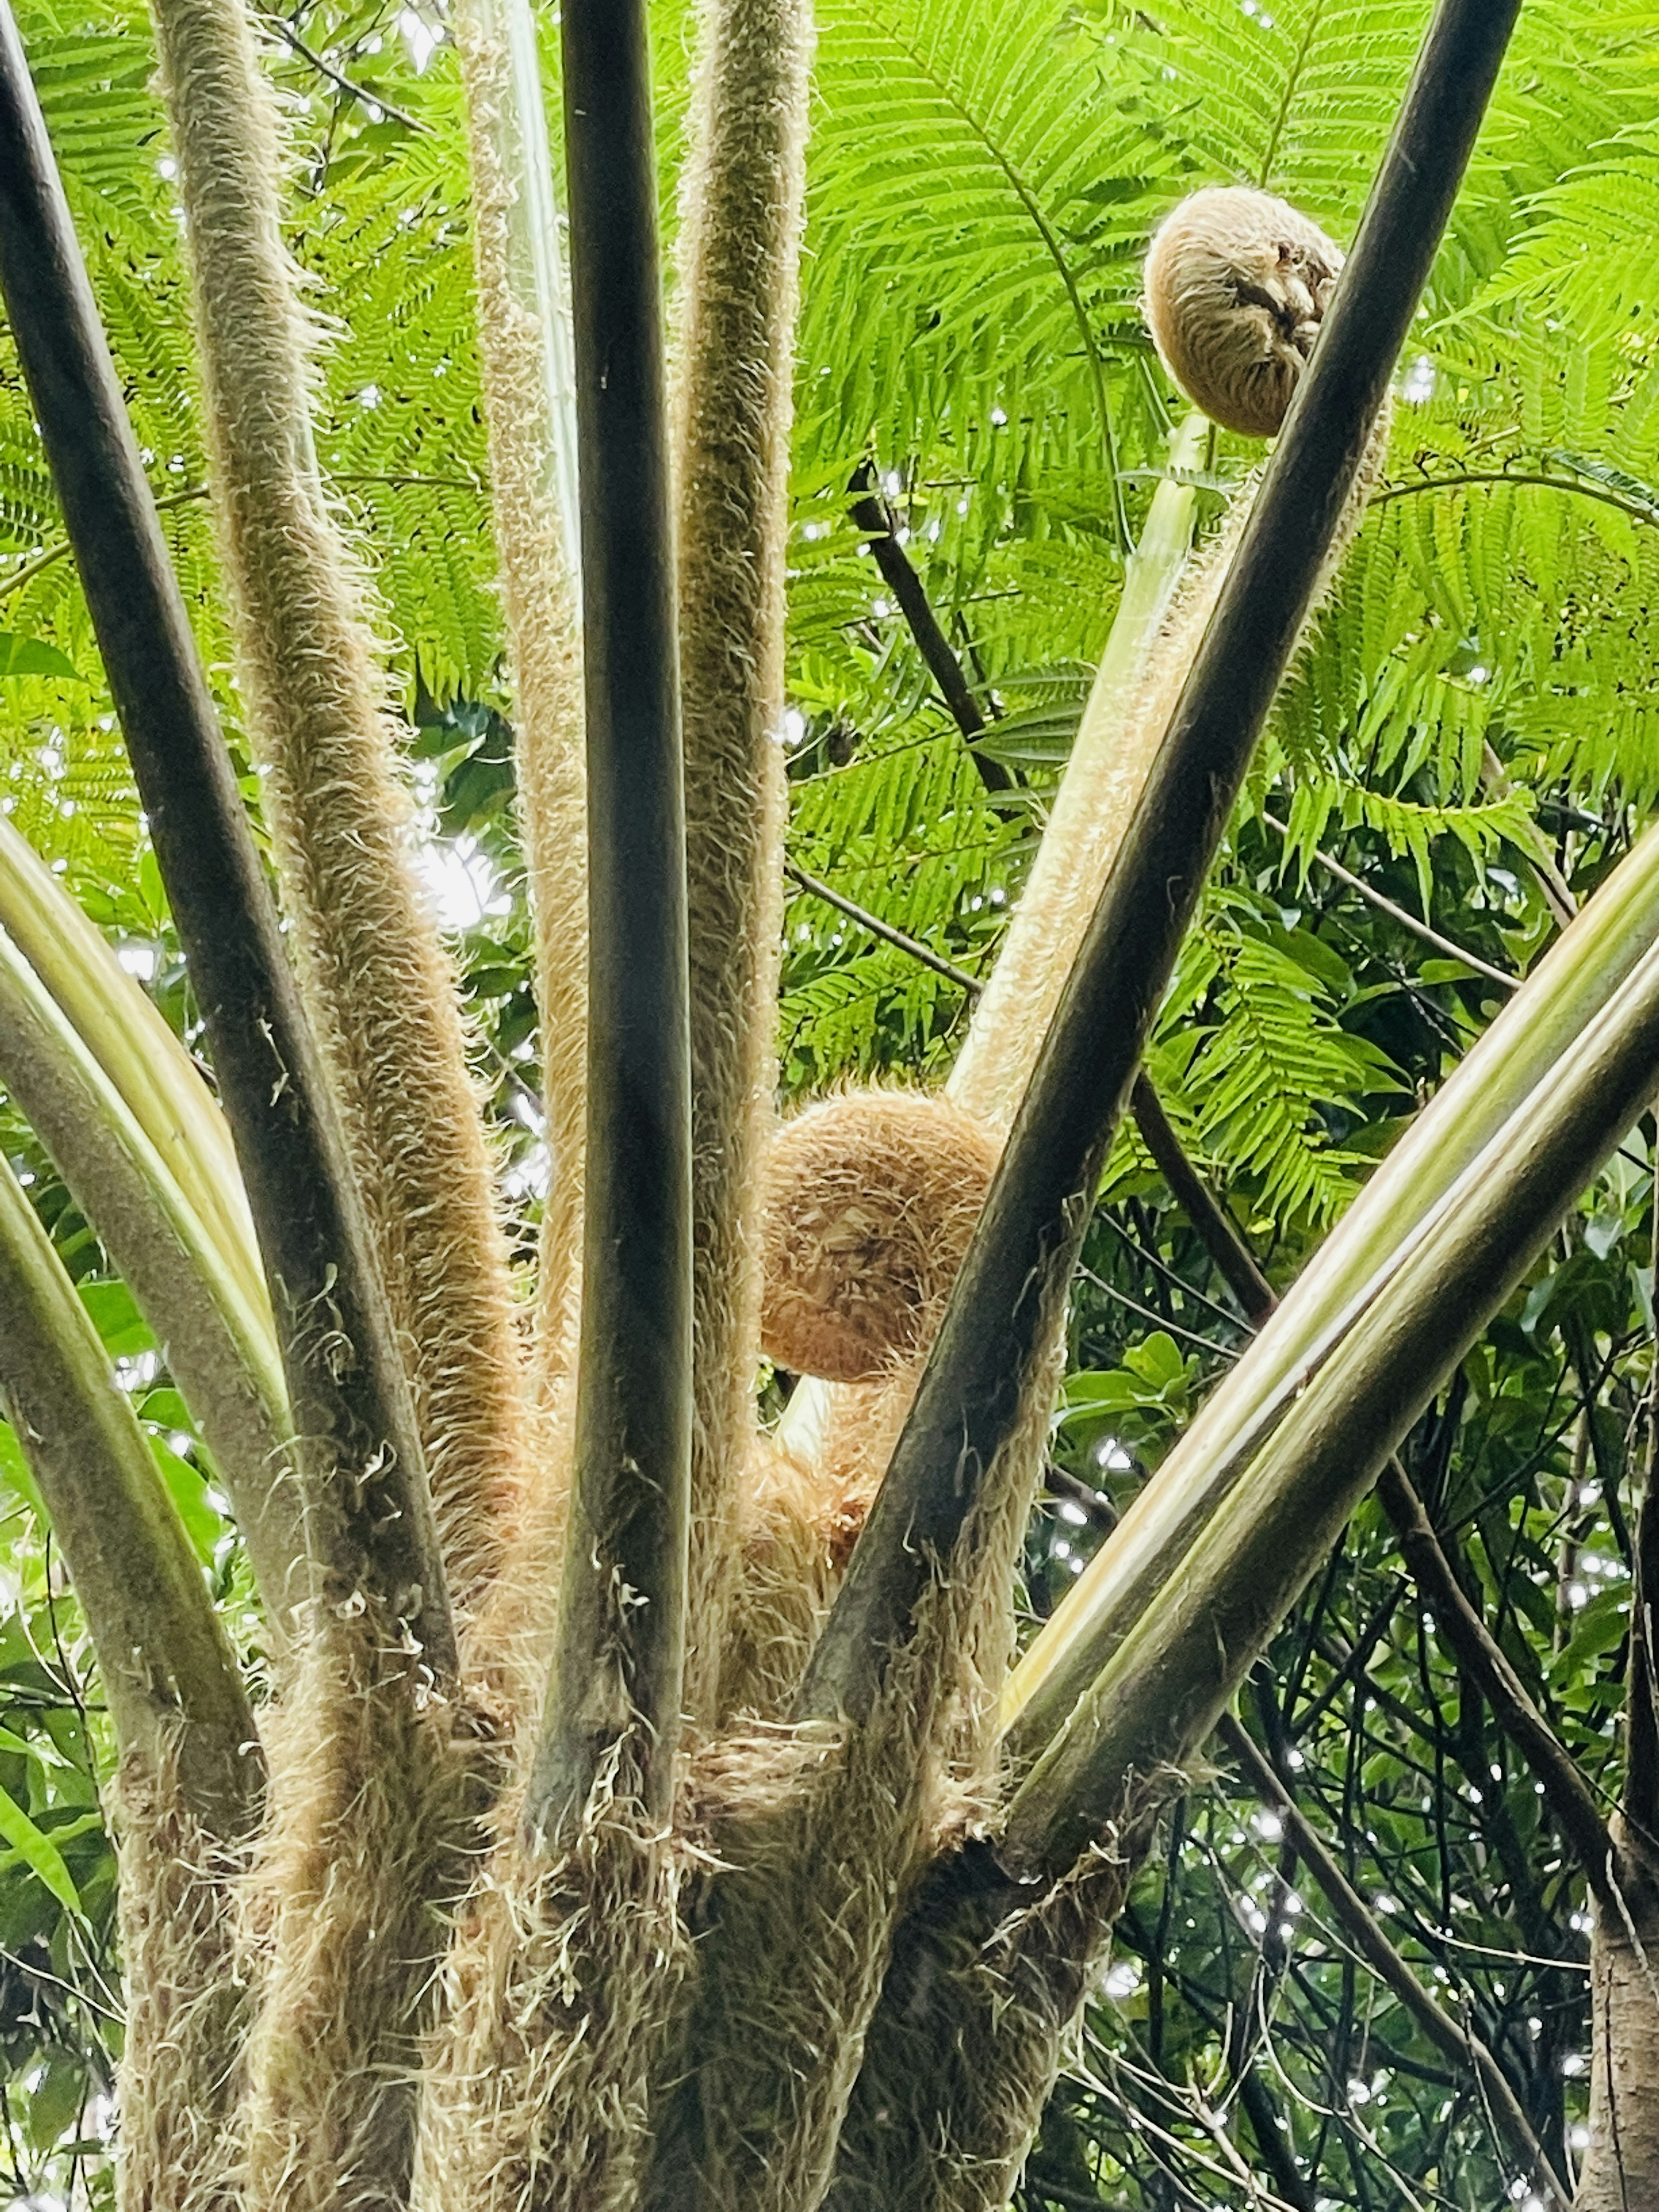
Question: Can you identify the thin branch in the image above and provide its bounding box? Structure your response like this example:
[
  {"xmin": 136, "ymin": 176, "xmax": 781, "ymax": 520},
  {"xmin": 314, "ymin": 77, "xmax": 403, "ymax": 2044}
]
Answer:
[
  {"xmin": 847, "ymin": 460, "xmax": 1013, "ymax": 795},
  {"xmin": 1627, "ymin": 1320, "xmax": 1659, "ymax": 1835},
  {"xmin": 527, "ymin": 0, "xmax": 690, "ymax": 1839},
  {"xmin": 784, "ymin": 858, "xmax": 984, "ymax": 992},
  {"xmin": 1217, "ymin": 1714, "xmax": 1568, "ymax": 2209},
  {"xmin": 257, "ymin": 11, "xmax": 427, "ymax": 133},
  {"xmin": 1261, "ymin": 811, "xmax": 1518, "ymax": 992},
  {"xmin": 1374, "ymin": 1457, "xmax": 1617, "ymax": 1903},
  {"xmin": 0, "ymin": 9, "xmax": 454, "ymax": 1680},
  {"xmin": 1371, "ymin": 467, "xmax": 1659, "ymax": 529},
  {"xmin": 797, "ymin": 0, "xmax": 1516, "ymax": 1729},
  {"xmin": 1129, "ymin": 1073, "xmax": 1274, "ymax": 1324},
  {"xmin": 1480, "ymin": 741, "xmax": 1578, "ymax": 931}
]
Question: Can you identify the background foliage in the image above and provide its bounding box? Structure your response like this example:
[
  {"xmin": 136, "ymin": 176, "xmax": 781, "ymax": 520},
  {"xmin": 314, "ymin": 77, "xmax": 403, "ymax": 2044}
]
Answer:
[{"xmin": 0, "ymin": 0, "xmax": 1653, "ymax": 2202}]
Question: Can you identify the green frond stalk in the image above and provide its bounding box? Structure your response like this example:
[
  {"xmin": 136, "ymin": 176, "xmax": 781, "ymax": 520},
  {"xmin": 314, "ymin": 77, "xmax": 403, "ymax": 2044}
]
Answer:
[
  {"xmin": 0, "ymin": 921, "xmax": 301, "ymax": 1638},
  {"xmin": 1002, "ymin": 810, "xmax": 1659, "ymax": 1760},
  {"xmin": 946, "ymin": 408, "xmax": 1210, "ymax": 1131},
  {"xmin": 672, "ymin": 0, "xmax": 812, "ymax": 1726},
  {"xmin": 453, "ymin": 0, "xmax": 587, "ymax": 1426},
  {"xmin": 0, "ymin": 812, "xmax": 267, "ymax": 1332},
  {"xmin": 149, "ymin": 0, "xmax": 531, "ymax": 1608},
  {"xmin": 0, "ymin": 1147, "xmax": 261, "ymax": 2212},
  {"xmin": 0, "ymin": 1155, "xmax": 257, "ymax": 1822},
  {"xmin": 1007, "ymin": 924, "xmax": 1659, "ymax": 1876}
]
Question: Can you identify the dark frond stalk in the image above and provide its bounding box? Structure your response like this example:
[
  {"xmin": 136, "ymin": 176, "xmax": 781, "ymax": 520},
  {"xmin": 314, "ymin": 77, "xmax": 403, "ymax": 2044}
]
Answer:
[
  {"xmin": 797, "ymin": 0, "xmax": 1520, "ymax": 1732},
  {"xmin": 672, "ymin": 0, "xmax": 812, "ymax": 1728},
  {"xmin": 148, "ymin": 0, "xmax": 530, "ymax": 1610},
  {"xmin": 0, "ymin": 26, "xmax": 464, "ymax": 2202},
  {"xmin": 527, "ymin": 0, "xmax": 691, "ymax": 1840},
  {"xmin": 0, "ymin": 0, "xmax": 451, "ymax": 1687},
  {"xmin": 1009, "ymin": 931, "xmax": 1659, "ymax": 1884},
  {"xmin": 1374, "ymin": 1457, "xmax": 1615, "ymax": 1900}
]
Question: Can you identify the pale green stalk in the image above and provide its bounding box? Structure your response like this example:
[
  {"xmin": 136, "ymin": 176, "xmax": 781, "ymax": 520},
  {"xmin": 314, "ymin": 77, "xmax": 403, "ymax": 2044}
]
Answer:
[
  {"xmin": 1001, "ymin": 811, "xmax": 1659, "ymax": 1758},
  {"xmin": 1007, "ymin": 924, "xmax": 1659, "ymax": 1874},
  {"xmin": 0, "ymin": 924, "xmax": 301, "ymax": 1637},
  {"xmin": 0, "ymin": 814, "xmax": 267, "ymax": 1330},
  {"xmin": 947, "ymin": 412, "xmax": 1211, "ymax": 1130},
  {"xmin": 778, "ymin": 417, "xmax": 1211, "ymax": 1464},
  {"xmin": 0, "ymin": 1146, "xmax": 258, "ymax": 1825}
]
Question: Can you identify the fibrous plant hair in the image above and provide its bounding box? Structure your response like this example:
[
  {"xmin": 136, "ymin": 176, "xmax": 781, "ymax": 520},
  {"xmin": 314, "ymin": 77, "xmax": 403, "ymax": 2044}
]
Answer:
[
  {"xmin": 451, "ymin": 0, "xmax": 588, "ymax": 1414},
  {"xmin": 112, "ymin": 1754, "xmax": 251, "ymax": 2212},
  {"xmin": 237, "ymin": 1618, "xmax": 467, "ymax": 2212},
  {"xmin": 147, "ymin": 0, "xmax": 530, "ymax": 1609},
  {"xmin": 671, "ymin": 0, "xmax": 814, "ymax": 1729}
]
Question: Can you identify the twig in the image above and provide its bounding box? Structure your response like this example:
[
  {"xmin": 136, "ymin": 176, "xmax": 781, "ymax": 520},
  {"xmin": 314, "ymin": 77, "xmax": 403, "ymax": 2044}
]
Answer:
[
  {"xmin": 847, "ymin": 459, "xmax": 1012, "ymax": 795},
  {"xmin": 1371, "ymin": 467, "xmax": 1659, "ymax": 530},
  {"xmin": 784, "ymin": 858, "xmax": 983, "ymax": 992},
  {"xmin": 1374, "ymin": 1457, "xmax": 1617, "ymax": 1906},
  {"xmin": 1129, "ymin": 1073, "xmax": 1274, "ymax": 1323},
  {"xmin": 1261, "ymin": 811, "xmax": 1517, "ymax": 992},
  {"xmin": 1219, "ymin": 1713, "xmax": 1570, "ymax": 2209},
  {"xmin": 258, "ymin": 12, "xmax": 426, "ymax": 133}
]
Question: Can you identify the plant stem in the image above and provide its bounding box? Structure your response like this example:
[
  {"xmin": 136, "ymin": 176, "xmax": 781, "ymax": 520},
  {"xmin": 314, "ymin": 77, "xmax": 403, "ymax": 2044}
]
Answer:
[
  {"xmin": 0, "ymin": 812, "xmax": 267, "ymax": 1328},
  {"xmin": 0, "ymin": 1152, "xmax": 259, "ymax": 1833},
  {"xmin": 0, "ymin": 927, "xmax": 303, "ymax": 1635},
  {"xmin": 1375, "ymin": 1457, "xmax": 1615, "ymax": 1900},
  {"xmin": 848, "ymin": 459, "xmax": 1011, "ymax": 794},
  {"xmin": 1000, "ymin": 816, "xmax": 1659, "ymax": 1768},
  {"xmin": 1129, "ymin": 1073, "xmax": 1274, "ymax": 1324},
  {"xmin": 797, "ymin": 0, "xmax": 1518, "ymax": 1728},
  {"xmin": 0, "ymin": 2, "xmax": 454, "ymax": 1681},
  {"xmin": 528, "ymin": 0, "xmax": 691, "ymax": 1838},
  {"xmin": 1008, "ymin": 929, "xmax": 1659, "ymax": 1873}
]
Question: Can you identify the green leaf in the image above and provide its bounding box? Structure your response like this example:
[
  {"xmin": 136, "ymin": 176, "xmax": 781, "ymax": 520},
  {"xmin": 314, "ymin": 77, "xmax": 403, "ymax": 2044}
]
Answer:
[
  {"xmin": 0, "ymin": 1781, "xmax": 83, "ymax": 1918},
  {"xmin": 0, "ymin": 633, "xmax": 80, "ymax": 680}
]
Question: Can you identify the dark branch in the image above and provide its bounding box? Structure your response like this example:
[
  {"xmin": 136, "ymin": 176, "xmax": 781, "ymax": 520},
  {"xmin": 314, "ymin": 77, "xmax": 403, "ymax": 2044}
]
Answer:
[
  {"xmin": 527, "ymin": 0, "xmax": 691, "ymax": 1840},
  {"xmin": 257, "ymin": 11, "xmax": 426, "ymax": 133},
  {"xmin": 1375, "ymin": 1458, "xmax": 1616, "ymax": 1903},
  {"xmin": 1260, "ymin": 811, "xmax": 1518, "ymax": 993},
  {"xmin": 1129, "ymin": 1074, "xmax": 1274, "ymax": 1325},
  {"xmin": 847, "ymin": 460, "xmax": 1012, "ymax": 795},
  {"xmin": 797, "ymin": 0, "xmax": 1520, "ymax": 1728},
  {"xmin": 0, "ymin": 3, "xmax": 454, "ymax": 1681},
  {"xmin": 784, "ymin": 859, "xmax": 984, "ymax": 993},
  {"xmin": 1219, "ymin": 1713, "xmax": 1569, "ymax": 2209}
]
